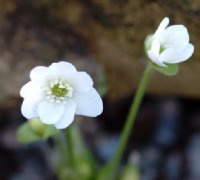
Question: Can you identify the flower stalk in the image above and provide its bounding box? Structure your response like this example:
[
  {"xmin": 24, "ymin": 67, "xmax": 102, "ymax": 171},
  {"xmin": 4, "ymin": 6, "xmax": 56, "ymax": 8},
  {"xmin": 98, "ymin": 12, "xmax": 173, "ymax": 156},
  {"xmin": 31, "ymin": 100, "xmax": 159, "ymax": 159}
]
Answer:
[
  {"xmin": 102, "ymin": 63, "xmax": 154, "ymax": 179},
  {"xmin": 55, "ymin": 128, "xmax": 77, "ymax": 179},
  {"xmin": 55, "ymin": 132, "xmax": 68, "ymax": 179},
  {"xmin": 65, "ymin": 127, "xmax": 76, "ymax": 169}
]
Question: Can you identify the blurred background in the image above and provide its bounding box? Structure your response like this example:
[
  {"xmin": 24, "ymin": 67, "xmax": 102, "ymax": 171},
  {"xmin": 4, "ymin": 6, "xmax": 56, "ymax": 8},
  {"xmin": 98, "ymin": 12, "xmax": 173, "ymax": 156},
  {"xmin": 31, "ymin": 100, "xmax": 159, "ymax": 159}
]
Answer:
[{"xmin": 0, "ymin": 0, "xmax": 200, "ymax": 179}]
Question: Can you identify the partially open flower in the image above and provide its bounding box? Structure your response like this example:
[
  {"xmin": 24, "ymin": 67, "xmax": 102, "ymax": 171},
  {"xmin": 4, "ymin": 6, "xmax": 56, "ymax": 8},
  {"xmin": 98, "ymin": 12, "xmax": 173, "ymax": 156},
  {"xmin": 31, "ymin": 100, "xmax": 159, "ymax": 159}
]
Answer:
[
  {"xmin": 20, "ymin": 61, "xmax": 103, "ymax": 129},
  {"xmin": 146, "ymin": 17, "xmax": 194, "ymax": 67}
]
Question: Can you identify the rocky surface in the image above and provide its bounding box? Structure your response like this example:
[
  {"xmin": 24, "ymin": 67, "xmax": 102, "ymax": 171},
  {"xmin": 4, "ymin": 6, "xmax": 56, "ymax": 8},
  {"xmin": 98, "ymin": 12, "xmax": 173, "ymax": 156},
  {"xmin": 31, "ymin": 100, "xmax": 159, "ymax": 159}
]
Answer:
[{"xmin": 0, "ymin": 0, "xmax": 200, "ymax": 108}]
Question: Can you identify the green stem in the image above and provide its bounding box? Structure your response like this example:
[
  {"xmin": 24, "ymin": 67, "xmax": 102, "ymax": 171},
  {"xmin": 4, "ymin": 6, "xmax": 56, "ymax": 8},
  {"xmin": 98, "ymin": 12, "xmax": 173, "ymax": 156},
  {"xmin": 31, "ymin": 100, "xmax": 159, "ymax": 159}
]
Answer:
[
  {"xmin": 65, "ymin": 127, "xmax": 76, "ymax": 169},
  {"xmin": 55, "ymin": 128, "xmax": 76, "ymax": 180},
  {"xmin": 55, "ymin": 132, "xmax": 68, "ymax": 179},
  {"xmin": 105, "ymin": 63, "xmax": 153, "ymax": 178}
]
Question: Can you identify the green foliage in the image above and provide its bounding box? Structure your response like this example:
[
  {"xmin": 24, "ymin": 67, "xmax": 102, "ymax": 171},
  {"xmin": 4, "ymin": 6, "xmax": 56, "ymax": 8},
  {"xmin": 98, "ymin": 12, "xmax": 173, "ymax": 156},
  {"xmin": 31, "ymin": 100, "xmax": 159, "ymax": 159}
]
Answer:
[
  {"xmin": 16, "ymin": 118, "xmax": 58, "ymax": 143},
  {"xmin": 144, "ymin": 34, "xmax": 153, "ymax": 54},
  {"xmin": 72, "ymin": 125, "xmax": 97, "ymax": 179},
  {"xmin": 119, "ymin": 164, "xmax": 140, "ymax": 180},
  {"xmin": 153, "ymin": 63, "xmax": 179, "ymax": 76},
  {"xmin": 56, "ymin": 124, "xmax": 97, "ymax": 180},
  {"xmin": 96, "ymin": 164, "xmax": 114, "ymax": 180},
  {"xmin": 59, "ymin": 156, "xmax": 94, "ymax": 180},
  {"xmin": 16, "ymin": 122, "xmax": 41, "ymax": 143}
]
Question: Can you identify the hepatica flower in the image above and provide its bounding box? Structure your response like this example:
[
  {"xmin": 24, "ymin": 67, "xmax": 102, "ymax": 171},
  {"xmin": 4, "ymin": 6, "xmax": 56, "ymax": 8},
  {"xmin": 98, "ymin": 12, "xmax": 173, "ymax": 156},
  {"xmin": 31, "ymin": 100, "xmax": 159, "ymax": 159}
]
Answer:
[
  {"xmin": 20, "ymin": 61, "xmax": 103, "ymax": 129},
  {"xmin": 146, "ymin": 17, "xmax": 194, "ymax": 67}
]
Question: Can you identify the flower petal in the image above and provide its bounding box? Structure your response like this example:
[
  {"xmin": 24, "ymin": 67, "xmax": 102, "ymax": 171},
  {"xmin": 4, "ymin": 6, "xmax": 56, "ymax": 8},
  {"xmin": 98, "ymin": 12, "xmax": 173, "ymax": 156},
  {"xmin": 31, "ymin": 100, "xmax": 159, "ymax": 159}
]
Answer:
[
  {"xmin": 150, "ymin": 18, "xmax": 169, "ymax": 56},
  {"xmin": 150, "ymin": 38, "xmax": 161, "ymax": 56},
  {"xmin": 21, "ymin": 99, "xmax": 39, "ymax": 119},
  {"xmin": 67, "ymin": 72, "xmax": 93, "ymax": 92},
  {"xmin": 30, "ymin": 66, "xmax": 50, "ymax": 81},
  {"xmin": 161, "ymin": 25, "xmax": 189, "ymax": 49},
  {"xmin": 159, "ymin": 44, "xmax": 194, "ymax": 64},
  {"xmin": 176, "ymin": 44, "xmax": 194, "ymax": 63},
  {"xmin": 154, "ymin": 17, "xmax": 169, "ymax": 38},
  {"xmin": 54, "ymin": 100, "xmax": 76, "ymax": 129},
  {"xmin": 38, "ymin": 101, "xmax": 65, "ymax": 124},
  {"xmin": 73, "ymin": 88, "xmax": 103, "ymax": 117},
  {"xmin": 147, "ymin": 50, "xmax": 166, "ymax": 67},
  {"xmin": 20, "ymin": 81, "xmax": 43, "ymax": 101},
  {"xmin": 49, "ymin": 61, "xmax": 77, "ymax": 77}
]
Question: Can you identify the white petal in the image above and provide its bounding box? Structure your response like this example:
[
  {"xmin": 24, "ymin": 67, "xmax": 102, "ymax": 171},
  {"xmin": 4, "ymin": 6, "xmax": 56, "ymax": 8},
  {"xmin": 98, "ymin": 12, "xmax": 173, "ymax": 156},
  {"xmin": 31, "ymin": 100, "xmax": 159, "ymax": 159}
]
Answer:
[
  {"xmin": 73, "ymin": 88, "xmax": 103, "ymax": 117},
  {"xmin": 49, "ymin": 61, "xmax": 77, "ymax": 77},
  {"xmin": 54, "ymin": 100, "xmax": 76, "ymax": 129},
  {"xmin": 161, "ymin": 25, "xmax": 189, "ymax": 49},
  {"xmin": 38, "ymin": 101, "xmax": 65, "ymax": 124},
  {"xmin": 159, "ymin": 44, "xmax": 194, "ymax": 64},
  {"xmin": 150, "ymin": 38, "xmax": 161, "ymax": 56},
  {"xmin": 154, "ymin": 17, "xmax": 169, "ymax": 38},
  {"xmin": 176, "ymin": 44, "xmax": 194, "ymax": 62},
  {"xmin": 21, "ymin": 99, "xmax": 39, "ymax": 119},
  {"xmin": 30, "ymin": 66, "xmax": 50, "ymax": 81},
  {"xmin": 67, "ymin": 72, "xmax": 93, "ymax": 92},
  {"xmin": 20, "ymin": 81, "xmax": 43, "ymax": 101},
  {"xmin": 150, "ymin": 18, "xmax": 169, "ymax": 55},
  {"xmin": 147, "ymin": 50, "xmax": 166, "ymax": 67}
]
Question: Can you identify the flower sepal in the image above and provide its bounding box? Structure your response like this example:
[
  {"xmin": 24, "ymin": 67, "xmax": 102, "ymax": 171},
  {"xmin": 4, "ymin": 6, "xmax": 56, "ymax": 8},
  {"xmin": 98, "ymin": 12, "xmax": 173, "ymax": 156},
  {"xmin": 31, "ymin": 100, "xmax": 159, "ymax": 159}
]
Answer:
[
  {"xmin": 144, "ymin": 34, "xmax": 153, "ymax": 54},
  {"xmin": 153, "ymin": 63, "xmax": 179, "ymax": 76},
  {"xmin": 17, "ymin": 118, "xmax": 58, "ymax": 144}
]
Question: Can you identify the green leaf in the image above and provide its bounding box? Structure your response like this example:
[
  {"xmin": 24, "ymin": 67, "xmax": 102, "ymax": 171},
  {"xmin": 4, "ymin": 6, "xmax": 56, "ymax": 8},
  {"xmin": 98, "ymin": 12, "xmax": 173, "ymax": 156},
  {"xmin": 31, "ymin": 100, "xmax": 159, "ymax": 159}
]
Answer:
[
  {"xmin": 76, "ymin": 157, "xmax": 93, "ymax": 180},
  {"xmin": 29, "ymin": 118, "xmax": 48, "ymax": 136},
  {"xmin": 29, "ymin": 118, "xmax": 58, "ymax": 138},
  {"xmin": 58, "ymin": 167, "xmax": 79, "ymax": 180},
  {"xmin": 96, "ymin": 164, "xmax": 113, "ymax": 180},
  {"xmin": 43, "ymin": 125, "xmax": 58, "ymax": 138},
  {"xmin": 72, "ymin": 124, "xmax": 98, "ymax": 178},
  {"xmin": 16, "ymin": 122, "xmax": 41, "ymax": 143},
  {"xmin": 144, "ymin": 34, "xmax": 153, "ymax": 54},
  {"xmin": 153, "ymin": 63, "xmax": 179, "ymax": 76},
  {"xmin": 17, "ymin": 119, "xmax": 58, "ymax": 144},
  {"xmin": 119, "ymin": 164, "xmax": 140, "ymax": 180}
]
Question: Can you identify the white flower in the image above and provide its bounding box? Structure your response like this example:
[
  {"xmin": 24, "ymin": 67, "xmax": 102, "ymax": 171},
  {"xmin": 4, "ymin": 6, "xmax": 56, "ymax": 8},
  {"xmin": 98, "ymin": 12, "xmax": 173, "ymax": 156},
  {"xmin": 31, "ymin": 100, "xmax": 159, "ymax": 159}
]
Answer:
[
  {"xmin": 20, "ymin": 61, "xmax": 103, "ymax": 129},
  {"xmin": 147, "ymin": 17, "xmax": 194, "ymax": 67}
]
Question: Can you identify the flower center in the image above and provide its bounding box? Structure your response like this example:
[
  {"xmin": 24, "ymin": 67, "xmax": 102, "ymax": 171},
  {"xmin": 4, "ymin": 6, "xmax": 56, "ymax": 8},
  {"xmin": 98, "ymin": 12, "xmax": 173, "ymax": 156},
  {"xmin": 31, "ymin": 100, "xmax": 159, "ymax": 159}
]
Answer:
[
  {"xmin": 159, "ymin": 45, "xmax": 165, "ymax": 54},
  {"xmin": 51, "ymin": 84, "xmax": 68, "ymax": 97},
  {"xmin": 43, "ymin": 79, "xmax": 73, "ymax": 103}
]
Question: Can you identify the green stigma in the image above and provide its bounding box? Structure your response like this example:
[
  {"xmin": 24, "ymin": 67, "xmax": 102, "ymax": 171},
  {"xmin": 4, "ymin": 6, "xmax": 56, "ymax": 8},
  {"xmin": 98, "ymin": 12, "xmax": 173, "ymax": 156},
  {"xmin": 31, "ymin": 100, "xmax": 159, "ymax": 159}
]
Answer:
[
  {"xmin": 160, "ymin": 46, "xmax": 165, "ymax": 54},
  {"xmin": 51, "ymin": 84, "xmax": 68, "ymax": 97}
]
